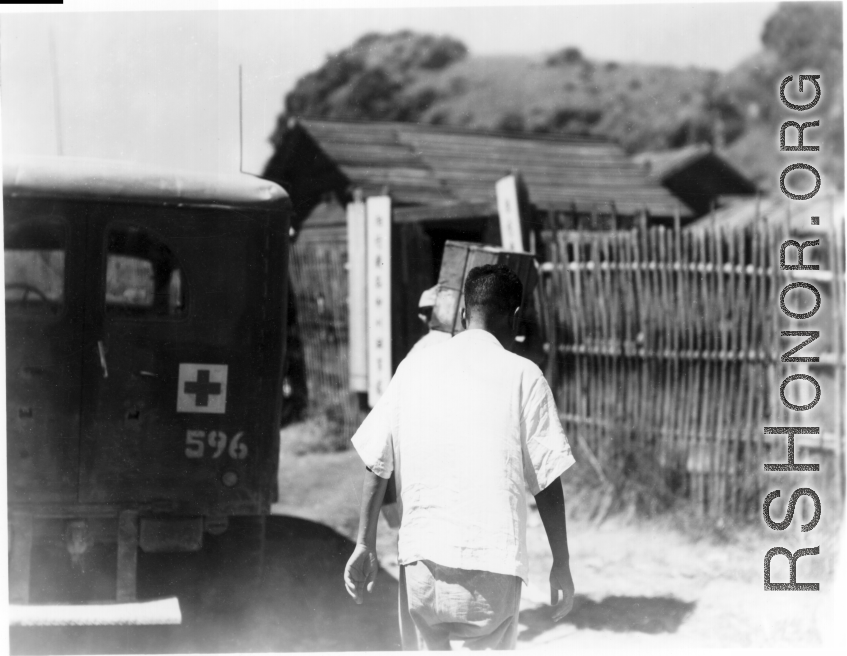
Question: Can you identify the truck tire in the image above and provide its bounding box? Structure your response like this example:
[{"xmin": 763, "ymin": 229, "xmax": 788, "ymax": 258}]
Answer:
[
  {"xmin": 197, "ymin": 515, "xmax": 266, "ymax": 618},
  {"xmin": 136, "ymin": 515, "xmax": 266, "ymax": 622}
]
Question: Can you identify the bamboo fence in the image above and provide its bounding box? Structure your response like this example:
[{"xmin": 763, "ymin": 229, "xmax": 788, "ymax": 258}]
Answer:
[{"xmin": 538, "ymin": 213, "xmax": 844, "ymax": 518}]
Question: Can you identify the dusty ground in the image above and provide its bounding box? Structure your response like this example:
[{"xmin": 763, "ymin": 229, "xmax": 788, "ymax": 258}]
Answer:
[
  {"xmin": 9, "ymin": 423, "xmax": 844, "ymax": 653},
  {"xmin": 273, "ymin": 422, "xmax": 844, "ymax": 651}
]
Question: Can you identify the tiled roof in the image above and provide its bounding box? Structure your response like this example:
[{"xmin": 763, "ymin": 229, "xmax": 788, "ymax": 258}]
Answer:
[
  {"xmin": 277, "ymin": 118, "xmax": 692, "ymax": 218},
  {"xmin": 632, "ymin": 144, "xmax": 714, "ymax": 181},
  {"xmin": 684, "ymin": 193, "xmax": 843, "ymax": 235}
]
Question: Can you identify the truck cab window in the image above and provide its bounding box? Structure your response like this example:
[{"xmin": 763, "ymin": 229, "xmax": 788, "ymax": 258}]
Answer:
[
  {"xmin": 4, "ymin": 218, "xmax": 66, "ymax": 318},
  {"xmin": 105, "ymin": 224, "xmax": 185, "ymax": 317}
]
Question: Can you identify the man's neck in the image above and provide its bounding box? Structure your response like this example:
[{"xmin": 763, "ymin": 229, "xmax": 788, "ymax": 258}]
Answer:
[{"xmin": 465, "ymin": 319, "xmax": 513, "ymax": 349}]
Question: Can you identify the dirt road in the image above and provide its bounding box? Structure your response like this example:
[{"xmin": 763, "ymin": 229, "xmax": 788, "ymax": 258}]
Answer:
[
  {"xmin": 274, "ymin": 446, "xmax": 841, "ymax": 650},
  {"xmin": 10, "ymin": 436, "xmax": 842, "ymax": 652}
]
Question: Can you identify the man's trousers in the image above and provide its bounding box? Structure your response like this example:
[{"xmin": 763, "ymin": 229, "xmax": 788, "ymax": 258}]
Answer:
[{"xmin": 399, "ymin": 559, "xmax": 522, "ymax": 650}]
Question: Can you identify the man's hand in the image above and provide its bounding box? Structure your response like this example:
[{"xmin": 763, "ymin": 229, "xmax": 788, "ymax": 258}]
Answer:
[
  {"xmin": 549, "ymin": 560, "xmax": 575, "ymax": 621},
  {"xmin": 534, "ymin": 478, "xmax": 574, "ymax": 621},
  {"xmin": 345, "ymin": 469, "xmax": 388, "ymax": 604},
  {"xmin": 344, "ymin": 543, "xmax": 379, "ymax": 604}
]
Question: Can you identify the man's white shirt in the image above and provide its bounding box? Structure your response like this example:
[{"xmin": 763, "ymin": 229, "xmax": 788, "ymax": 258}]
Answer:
[
  {"xmin": 407, "ymin": 328, "xmax": 452, "ymax": 356},
  {"xmin": 352, "ymin": 328, "xmax": 575, "ymax": 584}
]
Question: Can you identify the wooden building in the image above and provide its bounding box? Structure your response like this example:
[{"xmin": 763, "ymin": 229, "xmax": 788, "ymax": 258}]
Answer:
[
  {"xmin": 265, "ymin": 118, "xmax": 693, "ymax": 235},
  {"xmin": 264, "ymin": 118, "xmax": 696, "ymax": 355},
  {"xmin": 633, "ymin": 144, "xmax": 758, "ymax": 219},
  {"xmin": 262, "ymin": 118, "xmax": 694, "ymax": 433}
]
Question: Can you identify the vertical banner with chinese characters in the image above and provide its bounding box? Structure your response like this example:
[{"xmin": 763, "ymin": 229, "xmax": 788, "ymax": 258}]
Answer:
[
  {"xmin": 496, "ymin": 174, "xmax": 525, "ymax": 253},
  {"xmin": 365, "ymin": 196, "xmax": 392, "ymax": 406},
  {"xmin": 346, "ymin": 199, "xmax": 368, "ymax": 393}
]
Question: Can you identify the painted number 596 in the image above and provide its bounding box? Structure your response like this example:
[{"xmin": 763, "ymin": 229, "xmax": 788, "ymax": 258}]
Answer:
[{"xmin": 185, "ymin": 430, "xmax": 248, "ymax": 459}]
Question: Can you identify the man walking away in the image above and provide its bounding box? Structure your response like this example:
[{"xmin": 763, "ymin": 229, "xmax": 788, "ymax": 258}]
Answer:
[
  {"xmin": 407, "ymin": 285, "xmax": 452, "ymax": 356},
  {"xmin": 345, "ymin": 264, "xmax": 576, "ymax": 650}
]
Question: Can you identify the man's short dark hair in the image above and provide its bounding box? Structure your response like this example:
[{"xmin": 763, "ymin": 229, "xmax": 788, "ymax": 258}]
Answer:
[{"xmin": 464, "ymin": 264, "xmax": 523, "ymax": 318}]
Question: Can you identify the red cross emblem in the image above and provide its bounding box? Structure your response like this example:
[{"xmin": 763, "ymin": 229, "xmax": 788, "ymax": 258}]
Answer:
[{"xmin": 177, "ymin": 364, "xmax": 228, "ymax": 414}]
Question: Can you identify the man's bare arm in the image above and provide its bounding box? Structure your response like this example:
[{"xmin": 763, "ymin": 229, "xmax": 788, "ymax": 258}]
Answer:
[
  {"xmin": 535, "ymin": 477, "xmax": 569, "ymax": 562},
  {"xmin": 356, "ymin": 468, "xmax": 389, "ymax": 548},
  {"xmin": 344, "ymin": 469, "xmax": 389, "ymax": 604},
  {"xmin": 534, "ymin": 477, "xmax": 575, "ymax": 620}
]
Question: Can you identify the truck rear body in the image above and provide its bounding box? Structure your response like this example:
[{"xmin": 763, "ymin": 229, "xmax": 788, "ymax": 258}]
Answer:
[{"xmin": 4, "ymin": 157, "xmax": 291, "ymax": 617}]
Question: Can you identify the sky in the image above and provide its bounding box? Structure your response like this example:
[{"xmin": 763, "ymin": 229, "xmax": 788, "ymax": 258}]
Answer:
[{"xmin": 0, "ymin": 1, "xmax": 781, "ymax": 176}]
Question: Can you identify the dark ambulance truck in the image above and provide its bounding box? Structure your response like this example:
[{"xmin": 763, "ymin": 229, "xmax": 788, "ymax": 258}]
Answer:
[{"xmin": 4, "ymin": 157, "xmax": 290, "ymax": 626}]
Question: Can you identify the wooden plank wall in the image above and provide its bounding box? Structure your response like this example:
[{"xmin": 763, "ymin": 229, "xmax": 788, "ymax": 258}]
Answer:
[{"xmin": 539, "ymin": 212, "xmax": 844, "ymax": 518}]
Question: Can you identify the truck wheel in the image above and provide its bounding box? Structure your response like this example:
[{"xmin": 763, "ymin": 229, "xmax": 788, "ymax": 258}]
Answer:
[
  {"xmin": 198, "ymin": 515, "xmax": 266, "ymax": 617},
  {"xmin": 137, "ymin": 515, "xmax": 265, "ymax": 624}
]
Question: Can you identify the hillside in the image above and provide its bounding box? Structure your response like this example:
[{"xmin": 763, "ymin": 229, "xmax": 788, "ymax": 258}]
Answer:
[
  {"xmin": 716, "ymin": 2, "xmax": 844, "ymax": 191},
  {"xmin": 278, "ymin": 3, "xmax": 843, "ymax": 192},
  {"xmin": 282, "ymin": 33, "xmax": 729, "ymax": 155}
]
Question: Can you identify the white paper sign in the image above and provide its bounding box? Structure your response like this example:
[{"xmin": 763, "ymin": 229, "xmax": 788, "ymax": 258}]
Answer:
[
  {"xmin": 346, "ymin": 200, "xmax": 368, "ymax": 393},
  {"xmin": 496, "ymin": 175, "xmax": 525, "ymax": 252},
  {"xmin": 365, "ymin": 196, "xmax": 392, "ymax": 406}
]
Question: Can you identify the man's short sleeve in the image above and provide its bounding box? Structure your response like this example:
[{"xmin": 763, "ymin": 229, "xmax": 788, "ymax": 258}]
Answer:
[
  {"xmin": 520, "ymin": 374, "xmax": 576, "ymax": 496},
  {"xmin": 350, "ymin": 373, "xmax": 399, "ymax": 479}
]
